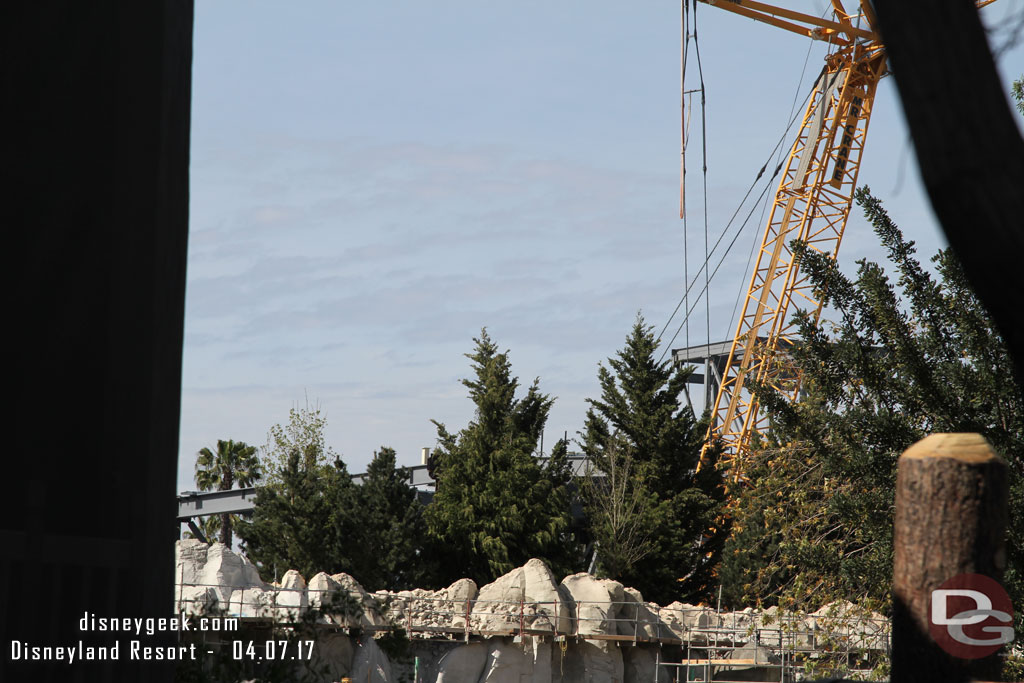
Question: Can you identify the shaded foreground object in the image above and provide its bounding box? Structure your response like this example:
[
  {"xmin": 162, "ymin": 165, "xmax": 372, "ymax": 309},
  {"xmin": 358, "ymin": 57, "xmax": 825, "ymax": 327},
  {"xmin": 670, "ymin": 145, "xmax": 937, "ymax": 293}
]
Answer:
[
  {"xmin": 5, "ymin": 1, "xmax": 193, "ymax": 682},
  {"xmin": 892, "ymin": 434, "xmax": 1009, "ymax": 683},
  {"xmin": 870, "ymin": 0, "xmax": 1024, "ymax": 388},
  {"xmin": 805, "ymin": 434, "xmax": 1010, "ymax": 683}
]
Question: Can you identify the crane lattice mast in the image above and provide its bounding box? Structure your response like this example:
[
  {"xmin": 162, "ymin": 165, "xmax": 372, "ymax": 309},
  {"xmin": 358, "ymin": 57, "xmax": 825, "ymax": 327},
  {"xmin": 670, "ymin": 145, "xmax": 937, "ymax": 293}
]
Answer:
[
  {"xmin": 693, "ymin": 0, "xmax": 999, "ymax": 480},
  {"xmin": 694, "ymin": 0, "xmax": 886, "ymax": 480}
]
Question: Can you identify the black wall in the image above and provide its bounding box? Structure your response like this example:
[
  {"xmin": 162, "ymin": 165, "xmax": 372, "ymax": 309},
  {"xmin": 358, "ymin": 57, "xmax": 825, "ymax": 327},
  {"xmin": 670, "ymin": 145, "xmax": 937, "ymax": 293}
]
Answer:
[{"xmin": 4, "ymin": 2, "xmax": 193, "ymax": 681}]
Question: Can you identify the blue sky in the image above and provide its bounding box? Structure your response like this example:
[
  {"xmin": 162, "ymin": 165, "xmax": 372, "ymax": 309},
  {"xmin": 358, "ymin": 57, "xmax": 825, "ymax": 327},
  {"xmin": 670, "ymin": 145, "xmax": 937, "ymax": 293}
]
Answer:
[{"xmin": 179, "ymin": 1, "xmax": 1024, "ymax": 490}]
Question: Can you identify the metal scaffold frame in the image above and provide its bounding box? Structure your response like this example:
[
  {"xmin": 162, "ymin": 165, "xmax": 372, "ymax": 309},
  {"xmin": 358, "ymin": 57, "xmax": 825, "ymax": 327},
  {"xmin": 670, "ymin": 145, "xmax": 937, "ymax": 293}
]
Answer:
[{"xmin": 175, "ymin": 575, "xmax": 891, "ymax": 681}]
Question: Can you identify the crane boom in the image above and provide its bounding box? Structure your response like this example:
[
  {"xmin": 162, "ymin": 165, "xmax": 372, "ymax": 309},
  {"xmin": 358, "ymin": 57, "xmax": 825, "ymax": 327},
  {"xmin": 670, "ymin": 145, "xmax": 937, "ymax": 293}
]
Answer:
[
  {"xmin": 694, "ymin": 0, "xmax": 998, "ymax": 480},
  {"xmin": 694, "ymin": 1, "xmax": 886, "ymax": 479}
]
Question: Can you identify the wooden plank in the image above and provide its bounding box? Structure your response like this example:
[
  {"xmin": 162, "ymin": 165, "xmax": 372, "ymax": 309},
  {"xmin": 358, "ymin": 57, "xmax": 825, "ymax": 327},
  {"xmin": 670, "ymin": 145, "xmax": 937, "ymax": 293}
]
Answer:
[{"xmin": 680, "ymin": 659, "xmax": 775, "ymax": 667}]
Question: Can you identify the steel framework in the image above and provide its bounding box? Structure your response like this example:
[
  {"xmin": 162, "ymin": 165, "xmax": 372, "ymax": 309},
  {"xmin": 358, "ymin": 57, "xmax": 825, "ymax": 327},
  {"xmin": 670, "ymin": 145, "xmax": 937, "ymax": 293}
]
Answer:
[
  {"xmin": 694, "ymin": 1, "xmax": 885, "ymax": 480},
  {"xmin": 694, "ymin": 0, "xmax": 1001, "ymax": 482}
]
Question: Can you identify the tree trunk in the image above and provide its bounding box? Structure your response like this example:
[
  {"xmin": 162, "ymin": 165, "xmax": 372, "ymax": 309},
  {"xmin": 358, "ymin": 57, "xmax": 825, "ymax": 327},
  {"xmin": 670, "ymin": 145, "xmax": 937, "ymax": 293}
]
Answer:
[
  {"xmin": 891, "ymin": 433, "xmax": 1008, "ymax": 683},
  {"xmin": 220, "ymin": 471, "xmax": 234, "ymax": 547},
  {"xmin": 220, "ymin": 512, "xmax": 232, "ymax": 547}
]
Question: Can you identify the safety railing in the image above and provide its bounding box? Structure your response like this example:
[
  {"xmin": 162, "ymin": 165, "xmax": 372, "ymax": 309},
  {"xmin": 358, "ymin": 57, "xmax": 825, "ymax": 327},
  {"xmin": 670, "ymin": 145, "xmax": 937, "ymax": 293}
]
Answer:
[{"xmin": 174, "ymin": 575, "xmax": 890, "ymax": 680}]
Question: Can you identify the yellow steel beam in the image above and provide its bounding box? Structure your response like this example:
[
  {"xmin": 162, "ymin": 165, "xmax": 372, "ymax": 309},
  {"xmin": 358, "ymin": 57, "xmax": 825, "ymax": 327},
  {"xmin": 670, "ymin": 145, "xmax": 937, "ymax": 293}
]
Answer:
[
  {"xmin": 694, "ymin": 0, "xmax": 1000, "ymax": 481},
  {"xmin": 698, "ymin": 45, "xmax": 887, "ymax": 478},
  {"xmin": 702, "ymin": 0, "xmax": 875, "ymax": 44}
]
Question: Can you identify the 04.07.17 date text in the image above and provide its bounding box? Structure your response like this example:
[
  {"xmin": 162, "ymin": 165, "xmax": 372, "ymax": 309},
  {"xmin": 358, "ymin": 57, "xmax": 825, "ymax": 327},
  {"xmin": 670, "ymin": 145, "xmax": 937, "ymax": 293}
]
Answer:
[{"xmin": 232, "ymin": 640, "xmax": 315, "ymax": 661}]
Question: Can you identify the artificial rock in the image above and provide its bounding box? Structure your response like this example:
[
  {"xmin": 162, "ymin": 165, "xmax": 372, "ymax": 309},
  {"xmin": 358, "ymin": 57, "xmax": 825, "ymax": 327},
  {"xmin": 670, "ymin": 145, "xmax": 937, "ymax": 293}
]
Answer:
[{"xmin": 172, "ymin": 540, "xmax": 891, "ymax": 682}]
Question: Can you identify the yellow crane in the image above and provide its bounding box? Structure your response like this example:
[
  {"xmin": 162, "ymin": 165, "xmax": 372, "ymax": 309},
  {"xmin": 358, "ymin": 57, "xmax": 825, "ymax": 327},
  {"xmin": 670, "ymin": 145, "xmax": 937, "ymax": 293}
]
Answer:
[{"xmin": 692, "ymin": 0, "xmax": 996, "ymax": 480}]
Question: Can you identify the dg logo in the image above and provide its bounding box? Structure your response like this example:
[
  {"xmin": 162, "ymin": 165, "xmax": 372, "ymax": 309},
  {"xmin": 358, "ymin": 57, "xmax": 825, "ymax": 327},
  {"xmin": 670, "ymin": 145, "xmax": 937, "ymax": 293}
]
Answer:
[{"xmin": 930, "ymin": 573, "xmax": 1015, "ymax": 659}]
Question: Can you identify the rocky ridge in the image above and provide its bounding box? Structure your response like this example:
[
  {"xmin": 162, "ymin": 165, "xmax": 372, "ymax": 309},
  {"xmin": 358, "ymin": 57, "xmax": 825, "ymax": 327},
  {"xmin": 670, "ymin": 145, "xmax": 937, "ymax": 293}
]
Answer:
[{"xmin": 174, "ymin": 540, "xmax": 890, "ymax": 682}]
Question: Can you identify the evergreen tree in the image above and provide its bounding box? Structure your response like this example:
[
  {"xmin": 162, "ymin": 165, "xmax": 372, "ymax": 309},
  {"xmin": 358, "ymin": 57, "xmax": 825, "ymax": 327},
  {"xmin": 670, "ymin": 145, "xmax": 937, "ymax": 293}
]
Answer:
[
  {"xmin": 581, "ymin": 315, "xmax": 726, "ymax": 605},
  {"xmin": 426, "ymin": 330, "xmax": 581, "ymax": 584},
  {"xmin": 194, "ymin": 439, "xmax": 262, "ymax": 547},
  {"xmin": 353, "ymin": 446, "xmax": 439, "ymax": 591},
  {"xmin": 239, "ymin": 406, "xmax": 444, "ymax": 590},
  {"xmin": 721, "ymin": 187, "xmax": 1024, "ymax": 613},
  {"xmin": 237, "ymin": 450, "xmax": 362, "ymax": 581},
  {"xmin": 237, "ymin": 406, "xmax": 362, "ymax": 581}
]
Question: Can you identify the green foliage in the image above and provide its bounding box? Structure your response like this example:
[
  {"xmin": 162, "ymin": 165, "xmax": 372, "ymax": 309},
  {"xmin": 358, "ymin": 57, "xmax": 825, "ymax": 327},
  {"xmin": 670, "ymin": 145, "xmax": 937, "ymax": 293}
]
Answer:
[
  {"xmin": 425, "ymin": 329, "xmax": 581, "ymax": 584},
  {"xmin": 721, "ymin": 187, "xmax": 1024, "ymax": 613},
  {"xmin": 237, "ymin": 448, "xmax": 362, "ymax": 581},
  {"xmin": 581, "ymin": 314, "xmax": 727, "ymax": 605},
  {"xmin": 1003, "ymin": 650, "xmax": 1024, "ymax": 683},
  {"xmin": 261, "ymin": 400, "xmax": 337, "ymax": 481},
  {"xmin": 239, "ymin": 403, "xmax": 442, "ymax": 591},
  {"xmin": 354, "ymin": 447, "xmax": 439, "ymax": 591},
  {"xmin": 1013, "ymin": 75, "xmax": 1023, "ymax": 116},
  {"xmin": 578, "ymin": 433, "xmax": 656, "ymax": 580},
  {"xmin": 194, "ymin": 439, "xmax": 262, "ymax": 547}
]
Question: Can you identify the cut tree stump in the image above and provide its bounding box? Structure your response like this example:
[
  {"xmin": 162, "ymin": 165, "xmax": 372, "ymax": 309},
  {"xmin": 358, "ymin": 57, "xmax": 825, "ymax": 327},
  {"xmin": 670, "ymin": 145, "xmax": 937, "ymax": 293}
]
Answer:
[{"xmin": 891, "ymin": 433, "xmax": 1009, "ymax": 683}]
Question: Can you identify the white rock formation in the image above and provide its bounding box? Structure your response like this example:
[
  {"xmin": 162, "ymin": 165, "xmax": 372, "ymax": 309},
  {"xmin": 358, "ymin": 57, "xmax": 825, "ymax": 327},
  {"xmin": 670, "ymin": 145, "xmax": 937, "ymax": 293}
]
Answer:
[
  {"xmin": 308, "ymin": 632, "xmax": 354, "ymax": 683},
  {"xmin": 557, "ymin": 640, "xmax": 623, "ymax": 683},
  {"xmin": 480, "ymin": 638, "xmax": 547, "ymax": 683},
  {"xmin": 307, "ymin": 573, "xmax": 341, "ymax": 616},
  {"xmin": 657, "ymin": 601, "xmax": 694, "ymax": 640},
  {"xmin": 176, "ymin": 586, "xmax": 220, "ymax": 615},
  {"xmin": 200, "ymin": 543, "xmax": 264, "ymax": 592},
  {"xmin": 228, "ymin": 586, "xmax": 273, "ymax": 618},
  {"xmin": 616, "ymin": 587, "xmax": 663, "ymax": 640},
  {"xmin": 560, "ymin": 573, "xmax": 624, "ymax": 637},
  {"xmin": 175, "ymin": 539, "xmax": 208, "ymax": 586},
  {"xmin": 173, "ymin": 541, "xmax": 892, "ymax": 682},
  {"xmin": 714, "ymin": 642, "xmax": 782, "ymax": 682},
  {"xmin": 382, "ymin": 577, "xmax": 480, "ymax": 632},
  {"xmin": 333, "ymin": 573, "xmax": 389, "ymax": 628},
  {"xmin": 436, "ymin": 577, "xmax": 478, "ymax": 629},
  {"xmin": 473, "ymin": 559, "xmax": 571, "ymax": 634},
  {"xmin": 174, "ymin": 540, "xmax": 266, "ymax": 614},
  {"xmin": 622, "ymin": 646, "xmax": 672, "ymax": 683},
  {"xmin": 351, "ymin": 636, "xmax": 394, "ymax": 683},
  {"xmin": 272, "ymin": 569, "xmax": 307, "ymax": 619},
  {"xmin": 435, "ymin": 642, "xmax": 487, "ymax": 682}
]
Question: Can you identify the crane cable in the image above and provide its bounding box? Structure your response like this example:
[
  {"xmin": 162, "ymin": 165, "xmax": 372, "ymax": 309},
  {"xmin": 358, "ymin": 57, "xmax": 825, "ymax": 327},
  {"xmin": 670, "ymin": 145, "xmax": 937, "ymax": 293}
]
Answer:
[
  {"xmin": 693, "ymin": 0, "xmax": 712, "ymax": 366},
  {"xmin": 663, "ymin": 4, "xmax": 838, "ymax": 363},
  {"xmin": 681, "ymin": 0, "xmax": 691, "ymax": 351},
  {"xmin": 658, "ymin": 171, "xmax": 779, "ymax": 363},
  {"xmin": 657, "ymin": 68, "xmax": 822, "ymax": 361}
]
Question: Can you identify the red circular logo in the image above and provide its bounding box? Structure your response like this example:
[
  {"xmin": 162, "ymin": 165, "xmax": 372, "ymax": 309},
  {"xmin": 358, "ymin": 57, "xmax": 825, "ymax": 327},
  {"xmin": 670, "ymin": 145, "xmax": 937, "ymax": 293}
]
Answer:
[{"xmin": 928, "ymin": 573, "xmax": 1014, "ymax": 659}]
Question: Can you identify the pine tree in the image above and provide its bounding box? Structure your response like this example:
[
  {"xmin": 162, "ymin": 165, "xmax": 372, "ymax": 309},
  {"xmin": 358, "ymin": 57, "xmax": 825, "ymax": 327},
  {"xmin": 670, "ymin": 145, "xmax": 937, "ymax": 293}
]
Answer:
[
  {"xmin": 353, "ymin": 447, "xmax": 439, "ymax": 590},
  {"xmin": 720, "ymin": 187, "xmax": 1024, "ymax": 612},
  {"xmin": 581, "ymin": 315, "xmax": 726, "ymax": 605},
  {"xmin": 236, "ymin": 406, "xmax": 362, "ymax": 581},
  {"xmin": 237, "ymin": 450, "xmax": 362, "ymax": 581},
  {"xmin": 425, "ymin": 330, "xmax": 581, "ymax": 584}
]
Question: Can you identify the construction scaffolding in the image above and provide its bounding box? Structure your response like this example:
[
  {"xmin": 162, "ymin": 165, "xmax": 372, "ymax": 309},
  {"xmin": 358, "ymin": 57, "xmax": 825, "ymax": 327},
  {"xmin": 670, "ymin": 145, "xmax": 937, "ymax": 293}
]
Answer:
[{"xmin": 175, "ymin": 577, "xmax": 891, "ymax": 681}]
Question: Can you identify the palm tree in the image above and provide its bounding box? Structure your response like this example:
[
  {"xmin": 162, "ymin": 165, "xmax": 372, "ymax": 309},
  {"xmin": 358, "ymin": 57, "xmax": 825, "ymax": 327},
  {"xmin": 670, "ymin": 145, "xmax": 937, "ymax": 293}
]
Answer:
[{"xmin": 195, "ymin": 439, "xmax": 262, "ymax": 547}]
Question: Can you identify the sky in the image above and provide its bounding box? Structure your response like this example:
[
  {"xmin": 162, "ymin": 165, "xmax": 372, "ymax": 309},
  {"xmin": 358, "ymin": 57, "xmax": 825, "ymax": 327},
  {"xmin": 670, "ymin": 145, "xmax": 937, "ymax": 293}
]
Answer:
[{"xmin": 178, "ymin": 0, "xmax": 1024, "ymax": 491}]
